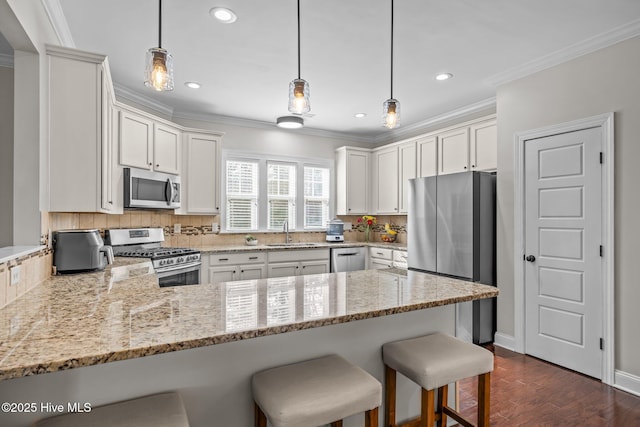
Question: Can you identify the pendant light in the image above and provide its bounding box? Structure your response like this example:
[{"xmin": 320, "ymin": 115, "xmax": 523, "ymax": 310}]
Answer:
[
  {"xmin": 383, "ymin": 0, "xmax": 400, "ymax": 128},
  {"xmin": 145, "ymin": 0, "xmax": 174, "ymax": 91},
  {"xmin": 288, "ymin": 0, "xmax": 310, "ymax": 114}
]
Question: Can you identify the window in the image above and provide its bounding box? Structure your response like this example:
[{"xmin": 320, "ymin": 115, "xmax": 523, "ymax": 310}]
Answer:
[
  {"xmin": 304, "ymin": 166, "xmax": 330, "ymax": 229},
  {"xmin": 223, "ymin": 152, "xmax": 333, "ymax": 232},
  {"xmin": 268, "ymin": 162, "xmax": 296, "ymax": 230},
  {"xmin": 226, "ymin": 160, "xmax": 258, "ymax": 231}
]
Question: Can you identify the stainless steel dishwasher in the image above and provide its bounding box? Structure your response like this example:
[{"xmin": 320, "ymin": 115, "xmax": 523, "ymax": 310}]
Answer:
[{"xmin": 330, "ymin": 247, "xmax": 366, "ymax": 272}]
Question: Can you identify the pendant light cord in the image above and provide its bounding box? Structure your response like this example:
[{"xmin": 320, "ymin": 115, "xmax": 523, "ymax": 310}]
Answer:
[
  {"xmin": 297, "ymin": 0, "xmax": 301, "ymax": 79},
  {"xmin": 390, "ymin": 0, "xmax": 394, "ymax": 99},
  {"xmin": 158, "ymin": 0, "xmax": 162, "ymax": 48}
]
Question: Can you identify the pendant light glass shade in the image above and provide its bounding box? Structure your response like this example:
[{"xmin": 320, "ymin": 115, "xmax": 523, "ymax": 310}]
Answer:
[
  {"xmin": 382, "ymin": 98, "xmax": 400, "ymax": 129},
  {"xmin": 145, "ymin": 47, "xmax": 174, "ymax": 91},
  {"xmin": 288, "ymin": 78, "xmax": 310, "ymax": 114}
]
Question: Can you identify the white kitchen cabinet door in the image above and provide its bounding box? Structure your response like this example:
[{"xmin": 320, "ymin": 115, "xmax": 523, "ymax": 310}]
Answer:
[
  {"xmin": 267, "ymin": 262, "xmax": 300, "ymax": 278},
  {"xmin": 180, "ymin": 133, "xmax": 221, "ymax": 215},
  {"xmin": 300, "ymin": 260, "xmax": 329, "ymax": 275},
  {"xmin": 153, "ymin": 124, "xmax": 181, "ymax": 174},
  {"xmin": 208, "ymin": 265, "xmax": 238, "ymax": 284},
  {"xmin": 374, "ymin": 146, "xmax": 399, "ymax": 214},
  {"xmin": 438, "ymin": 127, "xmax": 469, "ymax": 175},
  {"xmin": 336, "ymin": 147, "xmax": 370, "ymax": 215},
  {"xmin": 119, "ymin": 111, "xmax": 153, "ymax": 170},
  {"xmin": 469, "ymin": 120, "xmax": 497, "ymax": 171},
  {"xmin": 418, "ymin": 136, "xmax": 438, "ymax": 178},
  {"xmin": 238, "ymin": 264, "xmax": 267, "ymax": 280},
  {"xmin": 398, "ymin": 141, "xmax": 417, "ymax": 213}
]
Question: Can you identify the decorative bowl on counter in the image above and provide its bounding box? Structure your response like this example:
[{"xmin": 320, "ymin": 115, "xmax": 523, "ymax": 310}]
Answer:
[{"xmin": 380, "ymin": 233, "xmax": 397, "ymax": 243}]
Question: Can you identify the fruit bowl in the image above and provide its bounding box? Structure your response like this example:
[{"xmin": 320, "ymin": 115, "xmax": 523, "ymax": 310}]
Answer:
[{"xmin": 380, "ymin": 233, "xmax": 397, "ymax": 243}]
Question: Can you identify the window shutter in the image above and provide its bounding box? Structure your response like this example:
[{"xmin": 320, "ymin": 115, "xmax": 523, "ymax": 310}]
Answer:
[
  {"xmin": 226, "ymin": 160, "xmax": 258, "ymax": 231},
  {"xmin": 268, "ymin": 162, "xmax": 296, "ymax": 230},
  {"xmin": 304, "ymin": 166, "xmax": 330, "ymax": 229}
]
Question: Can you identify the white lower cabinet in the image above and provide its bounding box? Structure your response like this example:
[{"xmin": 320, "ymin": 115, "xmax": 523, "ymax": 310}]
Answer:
[
  {"xmin": 368, "ymin": 247, "xmax": 393, "ymax": 269},
  {"xmin": 267, "ymin": 249, "xmax": 330, "ymax": 278},
  {"xmin": 203, "ymin": 252, "xmax": 267, "ymax": 284}
]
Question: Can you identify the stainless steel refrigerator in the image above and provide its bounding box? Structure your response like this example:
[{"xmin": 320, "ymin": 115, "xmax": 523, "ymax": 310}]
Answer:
[{"xmin": 407, "ymin": 171, "xmax": 496, "ymax": 344}]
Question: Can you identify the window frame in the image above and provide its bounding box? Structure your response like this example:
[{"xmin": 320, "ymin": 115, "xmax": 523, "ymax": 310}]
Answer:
[{"xmin": 221, "ymin": 150, "xmax": 334, "ymax": 233}]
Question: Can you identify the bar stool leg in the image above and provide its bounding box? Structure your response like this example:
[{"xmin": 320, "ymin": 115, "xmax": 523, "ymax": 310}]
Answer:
[
  {"xmin": 366, "ymin": 407, "xmax": 379, "ymax": 427},
  {"xmin": 478, "ymin": 372, "xmax": 491, "ymax": 427},
  {"xmin": 422, "ymin": 388, "xmax": 435, "ymax": 427},
  {"xmin": 437, "ymin": 385, "xmax": 448, "ymax": 427},
  {"xmin": 385, "ymin": 365, "xmax": 397, "ymax": 427},
  {"xmin": 254, "ymin": 402, "xmax": 267, "ymax": 427},
  {"xmin": 330, "ymin": 421, "xmax": 343, "ymax": 427}
]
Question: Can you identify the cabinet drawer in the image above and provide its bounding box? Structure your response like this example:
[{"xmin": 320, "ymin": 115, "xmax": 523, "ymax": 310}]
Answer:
[
  {"xmin": 268, "ymin": 249, "xmax": 329, "ymax": 263},
  {"xmin": 208, "ymin": 252, "xmax": 266, "ymax": 266},
  {"xmin": 369, "ymin": 247, "xmax": 393, "ymax": 260}
]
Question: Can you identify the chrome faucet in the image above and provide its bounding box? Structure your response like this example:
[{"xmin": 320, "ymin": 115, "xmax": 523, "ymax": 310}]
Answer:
[{"xmin": 283, "ymin": 220, "xmax": 290, "ymax": 243}]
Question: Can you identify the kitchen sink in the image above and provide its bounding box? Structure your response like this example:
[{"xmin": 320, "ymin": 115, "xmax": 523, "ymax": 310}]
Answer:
[{"xmin": 266, "ymin": 242, "xmax": 323, "ymax": 247}]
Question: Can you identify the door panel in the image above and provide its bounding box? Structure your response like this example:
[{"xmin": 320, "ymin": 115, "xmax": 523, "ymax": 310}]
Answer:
[{"xmin": 524, "ymin": 126, "xmax": 602, "ymax": 379}]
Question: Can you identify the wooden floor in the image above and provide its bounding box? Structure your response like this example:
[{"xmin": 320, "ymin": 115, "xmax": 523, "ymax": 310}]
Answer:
[{"xmin": 457, "ymin": 346, "xmax": 640, "ymax": 426}]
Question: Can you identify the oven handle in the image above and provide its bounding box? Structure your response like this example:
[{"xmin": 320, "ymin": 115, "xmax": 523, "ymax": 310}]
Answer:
[{"xmin": 155, "ymin": 261, "xmax": 201, "ymax": 276}]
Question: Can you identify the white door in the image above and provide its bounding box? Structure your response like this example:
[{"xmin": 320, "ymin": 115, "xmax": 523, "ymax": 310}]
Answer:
[{"xmin": 524, "ymin": 127, "xmax": 603, "ymax": 378}]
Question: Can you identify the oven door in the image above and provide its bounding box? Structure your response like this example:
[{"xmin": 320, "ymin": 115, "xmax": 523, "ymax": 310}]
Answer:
[{"xmin": 156, "ymin": 262, "xmax": 201, "ymax": 287}]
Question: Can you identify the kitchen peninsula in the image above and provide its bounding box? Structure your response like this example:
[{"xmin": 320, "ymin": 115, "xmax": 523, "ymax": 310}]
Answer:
[{"xmin": 0, "ymin": 259, "xmax": 497, "ymax": 427}]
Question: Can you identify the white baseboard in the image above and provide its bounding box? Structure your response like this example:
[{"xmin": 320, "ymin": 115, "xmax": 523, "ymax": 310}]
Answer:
[
  {"xmin": 614, "ymin": 370, "xmax": 640, "ymax": 397},
  {"xmin": 493, "ymin": 332, "xmax": 517, "ymax": 352}
]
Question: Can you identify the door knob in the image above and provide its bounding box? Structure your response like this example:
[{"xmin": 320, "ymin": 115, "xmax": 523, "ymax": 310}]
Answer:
[{"xmin": 525, "ymin": 255, "xmax": 536, "ymax": 262}]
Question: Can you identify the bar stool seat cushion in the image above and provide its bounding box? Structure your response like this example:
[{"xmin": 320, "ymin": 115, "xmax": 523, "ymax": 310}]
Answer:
[
  {"xmin": 252, "ymin": 354, "xmax": 382, "ymax": 427},
  {"xmin": 32, "ymin": 392, "xmax": 190, "ymax": 427},
  {"xmin": 383, "ymin": 332, "xmax": 493, "ymax": 391}
]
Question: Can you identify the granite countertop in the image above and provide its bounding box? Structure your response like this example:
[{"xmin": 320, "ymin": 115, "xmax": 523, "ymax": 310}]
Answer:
[
  {"xmin": 0, "ymin": 259, "xmax": 497, "ymax": 382},
  {"xmin": 198, "ymin": 241, "xmax": 407, "ymax": 253}
]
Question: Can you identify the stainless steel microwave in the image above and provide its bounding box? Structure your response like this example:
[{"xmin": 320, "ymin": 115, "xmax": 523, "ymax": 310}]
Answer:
[{"xmin": 124, "ymin": 167, "xmax": 181, "ymax": 209}]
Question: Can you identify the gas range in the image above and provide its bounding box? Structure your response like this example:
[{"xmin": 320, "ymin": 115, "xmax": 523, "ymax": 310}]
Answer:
[{"xmin": 105, "ymin": 228, "xmax": 201, "ymax": 287}]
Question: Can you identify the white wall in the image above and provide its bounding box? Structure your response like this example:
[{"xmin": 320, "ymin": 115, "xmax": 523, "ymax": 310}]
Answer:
[
  {"xmin": 0, "ymin": 66, "xmax": 13, "ymax": 246},
  {"xmin": 496, "ymin": 36, "xmax": 640, "ymax": 376},
  {"xmin": 173, "ymin": 118, "xmax": 371, "ymax": 160}
]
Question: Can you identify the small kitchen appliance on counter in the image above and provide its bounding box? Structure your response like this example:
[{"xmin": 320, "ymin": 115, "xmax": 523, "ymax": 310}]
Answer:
[
  {"xmin": 326, "ymin": 218, "xmax": 345, "ymax": 242},
  {"xmin": 53, "ymin": 229, "xmax": 114, "ymax": 273},
  {"xmin": 105, "ymin": 228, "xmax": 201, "ymax": 287}
]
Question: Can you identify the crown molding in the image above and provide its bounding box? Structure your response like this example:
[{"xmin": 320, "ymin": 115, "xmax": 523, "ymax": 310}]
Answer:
[
  {"xmin": 113, "ymin": 83, "xmax": 175, "ymax": 118},
  {"xmin": 486, "ymin": 18, "xmax": 640, "ymax": 87},
  {"xmin": 0, "ymin": 53, "xmax": 14, "ymax": 68},
  {"xmin": 171, "ymin": 110, "xmax": 373, "ymax": 143},
  {"xmin": 41, "ymin": 0, "xmax": 76, "ymax": 47},
  {"xmin": 372, "ymin": 97, "xmax": 497, "ymax": 145}
]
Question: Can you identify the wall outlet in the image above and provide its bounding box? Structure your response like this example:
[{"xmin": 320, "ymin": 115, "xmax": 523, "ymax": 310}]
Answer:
[
  {"xmin": 344, "ymin": 222, "xmax": 352, "ymax": 230},
  {"xmin": 10, "ymin": 265, "xmax": 21, "ymax": 286},
  {"xmin": 173, "ymin": 224, "xmax": 181, "ymax": 234},
  {"xmin": 212, "ymin": 222, "xmax": 220, "ymax": 233}
]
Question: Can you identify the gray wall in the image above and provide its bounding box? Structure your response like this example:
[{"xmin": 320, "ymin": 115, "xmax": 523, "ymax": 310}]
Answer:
[
  {"xmin": 496, "ymin": 35, "xmax": 640, "ymax": 376},
  {"xmin": 0, "ymin": 65, "xmax": 13, "ymax": 246}
]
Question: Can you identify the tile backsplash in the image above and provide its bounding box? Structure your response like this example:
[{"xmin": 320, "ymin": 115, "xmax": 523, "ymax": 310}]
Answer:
[{"xmin": 0, "ymin": 249, "xmax": 52, "ymax": 308}]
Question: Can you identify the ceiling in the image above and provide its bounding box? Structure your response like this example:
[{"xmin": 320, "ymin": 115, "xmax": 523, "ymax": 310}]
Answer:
[{"xmin": 12, "ymin": 1, "xmax": 640, "ymax": 140}]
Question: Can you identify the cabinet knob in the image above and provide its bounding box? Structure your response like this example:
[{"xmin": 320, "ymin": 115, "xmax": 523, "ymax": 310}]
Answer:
[
  {"xmin": 241, "ymin": 270, "xmax": 244, "ymax": 273},
  {"xmin": 233, "ymin": 270, "xmax": 237, "ymax": 274},
  {"xmin": 472, "ymin": 164, "xmax": 476, "ymax": 168},
  {"xmin": 463, "ymin": 166, "xmax": 467, "ymax": 169},
  {"xmin": 348, "ymin": 208, "xmax": 351, "ymax": 211},
  {"xmin": 109, "ymin": 201, "xmax": 113, "ymax": 204},
  {"xmin": 296, "ymin": 266, "xmax": 299, "ymax": 269},
  {"xmin": 148, "ymin": 162, "xmax": 152, "ymax": 167},
  {"xmin": 302, "ymin": 266, "xmax": 305, "ymax": 269}
]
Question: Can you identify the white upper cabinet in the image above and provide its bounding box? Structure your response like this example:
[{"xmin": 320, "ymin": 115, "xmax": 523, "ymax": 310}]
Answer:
[
  {"xmin": 398, "ymin": 141, "xmax": 417, "ymax": 213},
  {"xmin": 373, "ymin": 146, "xmax": 399, "ymax": 214},
  {"xmin": 438, "ymin": 127, "xmax": 470, "ymax": 175},
  {"xmin": 177, "ymin": 132, "xmax": 222, "ymax": 215},
  {"xmin": 418, "ymin": 135, "xmax": 438, "ymax": 178},
  {"xmin": 336, "ymin": 147, "xmax": 370, "ymax": 215},
  {"xmin": 469, "ymin": 119, "xmax": 497, "ymax": 171},
  {"xmin": 47, "ymin": 46, "xmax": 121, "ymax": 213},
  {"xmin": 119, "ymin": 110, "xmax": 181, "ymax": 175},
  {"xmin": 372, "ymin": 141, "xmax": 416, "ymax": 214},
  {"xmin": 153, "ymin": 124, "xmax": 182, "ymax": 174}
]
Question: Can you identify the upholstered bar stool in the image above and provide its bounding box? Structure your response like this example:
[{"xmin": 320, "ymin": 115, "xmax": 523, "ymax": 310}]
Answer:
[
  {"xmin": 32, "ymin": 392, "xmax": 190, "ymax": 427},
  {"xmin": 382, "ymin": 333, "xmax": 494, "ymax": 427},
  {"xmin": 252, "ymin": 354, "xmax": 382, "ymax": 427}
]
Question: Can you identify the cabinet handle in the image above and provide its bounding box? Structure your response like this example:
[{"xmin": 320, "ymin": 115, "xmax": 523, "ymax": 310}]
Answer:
[
  {"xmin": 377, "ymin": 252, "xmax": 383, "ymax": 255},
  {"xmin": 219, "ymin": 258, "xmax": 229, "ymax": 261},
  {"xmin": 249, "ymin": 256, "xmax": 258, "ymax": 260},
  {"xmin": 109, "ymin": 201, "xmax": 113, "ymax": 204}
]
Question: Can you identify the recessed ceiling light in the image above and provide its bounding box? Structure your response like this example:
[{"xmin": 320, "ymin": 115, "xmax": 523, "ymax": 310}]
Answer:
[
  {"xmin": 210, "ymin": 7, "xmax": 237, "ymax": 23},
  {"xmin": 276, "ymin": 116, "xmax": 304, "ymax": 129},
  {"xmin": 435, "ymin": 73, "xmax": 453, "ymax": 81},
  {"xmin": 184, "ymin": 82, "xmax": 201, "ymax": 89},
  {"xmin": 354, "ymin": 113, "xmax": 367, "ymax": 118}
]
